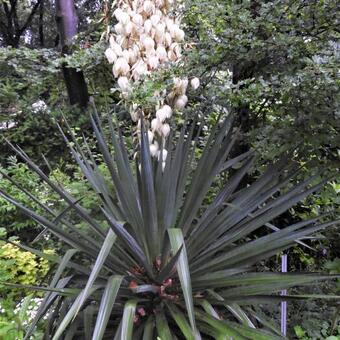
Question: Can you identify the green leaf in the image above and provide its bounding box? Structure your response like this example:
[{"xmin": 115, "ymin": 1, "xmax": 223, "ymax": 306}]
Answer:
[
  {"xmin": 155, "ymin": 310, "xmax": 173, "ymax": 340},
  {"xmin": 168, "ymin": 229, "xmax": 200, "ymax": 338},
  {"xmin": 74, "ymin": 229, "xmax": 117, "ymax": 317},
  {"xmin": 92, "ymin": 275, "xmax": 123, "ymax": 340},
  {"xmin": 166, "ymin": 302, "xmax": 195, "ymax": 340},
  {"xmin": 142, "ymin": 316, "xmax": 154, "ymax": 340},
  {"xmin": 121, "ymin": 299, "xmax": 137, "ymax": 340}
]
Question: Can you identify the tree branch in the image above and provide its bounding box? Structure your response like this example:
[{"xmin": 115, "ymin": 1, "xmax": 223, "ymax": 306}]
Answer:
[{"xmin": 18, "ymin": 0, "xmax": 42, "ymax": 36}]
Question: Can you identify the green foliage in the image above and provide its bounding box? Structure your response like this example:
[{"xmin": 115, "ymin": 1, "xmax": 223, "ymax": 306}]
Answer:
[
  {"xmin": 294, "ymin": 322, "xmax": 340, "ymax": 340},
  {"xmin": 325, "ymin": 259, "xmax": 340, "ymax": 292},
  {"xmin": 0, "ymin": 159, "xmax": 45, "ymax": 236},
  {"xmin": 0, "ymin": 296, "xmax": 44, "ymax": 340},
  {"xmin": 1, "ymin": 112, "xmax": 339, "ymax": 339},
  {"xmin": 0, "ymin": 241, "xmax": 52, "ymax": 287},
  {"xmin": 184, "ymin": 0, "xmax": 339, "ymax": 168}
]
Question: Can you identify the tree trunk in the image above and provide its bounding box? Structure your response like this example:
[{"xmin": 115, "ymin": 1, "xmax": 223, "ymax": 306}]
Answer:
[
  {"xmin": 55, "ymin": 0, "xmax": 89, "ymax": 108},
  {"xmin": 38, "ymin": 0, "xmax": 44, "ymax": 47}
]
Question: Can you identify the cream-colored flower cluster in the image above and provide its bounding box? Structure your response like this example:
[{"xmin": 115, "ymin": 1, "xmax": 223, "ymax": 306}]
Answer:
[{"xmin": 105, "ymin": 0, "xmax": 200, "ymax": 164}]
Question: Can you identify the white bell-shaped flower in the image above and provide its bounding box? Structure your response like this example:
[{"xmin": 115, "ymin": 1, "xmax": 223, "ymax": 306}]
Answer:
[
  {"xmin": 132, "ymin": 60, "xmax": 148, "ymax": 80},
  {"xmin": 151, "ymin": 118, "xmax": 162, "ymax": 131},
  {"xmin": 148, "ymin": 130, "xmax": 154, "ymax": 143},
  {"xmin": 113, "ymin": 8, "xmax": 124, "ymax": 21},
  {"xmin": 118, "ymin": 12, "xmax": 130, "ymax": 25},
  {"xmin": 174, "ymin": 94, "xmax": 188, "ymax": 110},
  {"xmin": 165, "ymin": 18, "xmax": 174, "ymax": 31},
  {"xmin": 179, "ymin": 78, "xmax": 188, "ymax": 94},
  {"xmin": 122, "ymin": 49, "xmax": 130, "ymax": 62},
  {"xmin": 156, "ymin": 108, "xmax": 167, "ymax": 122},
  {"xmin": 162, "ymin": 105, "xmax": 172, "ymax": 118},
  {"xmin": 150, "ymin": 14, "xmax": 161, "ymax": 26},
  {"xmin": 143, "ymin": 1, "xmax": 155, "ymax": 15},
  {"xmin": 156, "ymin": 45, "xmax": 167, "ymax": 62},
  {"xmin": 174, "ymin": 28, "xmax": 185, "ymax": 42},
  {"xmin": 110, "ymin": 41, "xmax": 123, "ymax": 56},
  {"xmin": 168, "ymin": 23, "xmax": 178, "ymax": 38},
  {"xmin": 118, "ymin": 76, "xmax": 130, "ymax": 92},
  {"xmin": 105, "ymin": 48, "xmax": 117, "ymax": 64},
  {"xmin": 142, "ymin": 36, "xmax": 155, "ymax": 52},
  {"xmin": 155, "ymin": 23, "xmax": 165, "ymax": 43},
  {"xmin": 127, "ymin": 48, "xmax": 138, "ymax": 64},
  {"xmin": 115, "ymin": 23, "xmax": 125, "ymax": 35},
  {"xmin": 132, "ymin": 13, "xmax": 144, "ymax": 26},
  {"xmin": 191, "ymin": 77, "xmax": 200, "ymax": 90},
  {"xmin": 156, "ymin": 0, "xmax": 164, "ymax": 7},
  {"xmin": 125, "ymin": 21, "xmax": 134, "ymax": 35},
  {"xmin": 143, "ymin": 19, "xmax": 152, "ymax": 34},
  {"xmin": 148, "ymin": 55, "xmax": 159, "ymax": 70},
  {"xmin": 150, "ymin": 143, "xmax": 159, "ymax": 157},
  {"xmin": 161, "ymin": 123, "xmax": 170, "ymax": 137},
  {"xmin": 113, "ymin": 57, "xmax": 130, "ymax": 77},
  {"xmin": 164, "ymin": 32, "xmax": 172, "ymax": 47}
]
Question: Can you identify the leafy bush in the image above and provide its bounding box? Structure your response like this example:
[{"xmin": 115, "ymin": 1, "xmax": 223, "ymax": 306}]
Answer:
[
  {"xmin": 0, "ymin": 112, "xmax": 339, "ymax": 339},
  {"xmin": 0, "ymin": 296, "xmax": 44, "ymax": 340},
  {"xmin": 0, "ymin": 242, "xmax": 52, "ymax": 287}
]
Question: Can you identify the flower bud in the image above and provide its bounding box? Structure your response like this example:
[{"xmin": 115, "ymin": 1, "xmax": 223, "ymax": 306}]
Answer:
[
  {"xmin": 191, "ymin": 77, "xmax": 200, "ymax": 90},
  {"xmin": 174, "ymin": 95, "xmax": 188, "ymax": 110},
  {"xmin": 105, "ymin": 48, "xmax": 117, "ymax": 64}
]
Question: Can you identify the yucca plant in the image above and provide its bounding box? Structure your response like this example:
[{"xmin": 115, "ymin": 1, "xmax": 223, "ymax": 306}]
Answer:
[{"xmin": 0, "ymin": 108, "xmax": 339, "ymax": 340}]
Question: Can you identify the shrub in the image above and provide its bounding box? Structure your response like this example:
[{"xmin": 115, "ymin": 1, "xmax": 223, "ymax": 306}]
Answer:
[{"xmin": 0, "ymin": 111, "xmax": 339, "ymax": 339}]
